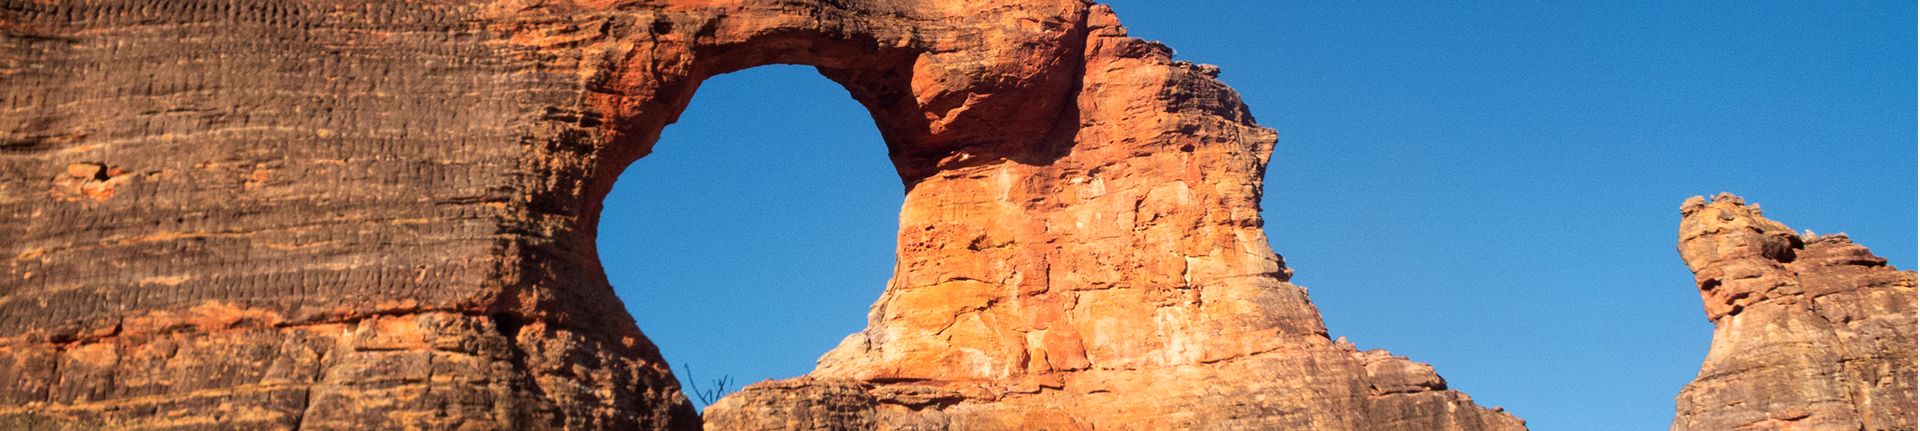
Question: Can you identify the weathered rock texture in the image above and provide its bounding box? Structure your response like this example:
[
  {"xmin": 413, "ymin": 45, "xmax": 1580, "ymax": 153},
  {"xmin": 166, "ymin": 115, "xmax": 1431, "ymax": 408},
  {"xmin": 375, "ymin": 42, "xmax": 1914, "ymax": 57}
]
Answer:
[
  {"xmin": 1672, "ymin": 194, "xmax": 1917, "ymax": 431},
  {"xmin": 1, "ymin": 0, "xmax": 1523, "ymax": 429}
]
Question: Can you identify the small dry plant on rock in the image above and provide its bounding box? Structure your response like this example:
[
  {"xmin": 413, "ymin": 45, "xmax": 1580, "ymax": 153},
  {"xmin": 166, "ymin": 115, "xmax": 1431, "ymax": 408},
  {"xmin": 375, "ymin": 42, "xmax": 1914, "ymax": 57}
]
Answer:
[{"xmin": 681, "ymin": 363, "xmax": 736, "ymax": 408}]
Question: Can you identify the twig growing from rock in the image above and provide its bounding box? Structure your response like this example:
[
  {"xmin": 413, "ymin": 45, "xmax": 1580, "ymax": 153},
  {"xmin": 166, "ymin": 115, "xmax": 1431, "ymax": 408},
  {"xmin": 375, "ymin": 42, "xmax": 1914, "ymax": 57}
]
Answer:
[{"xmin": 681, "ymin": 363, "xmax": 736, "ymax": 408}]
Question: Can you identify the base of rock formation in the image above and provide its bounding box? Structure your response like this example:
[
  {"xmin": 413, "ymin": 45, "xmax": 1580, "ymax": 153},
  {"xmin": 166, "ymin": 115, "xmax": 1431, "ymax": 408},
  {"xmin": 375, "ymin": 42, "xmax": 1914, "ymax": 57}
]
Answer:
[{"xmin": 703, "ymin": 340, "xmax": 1524, "ymax": 431}]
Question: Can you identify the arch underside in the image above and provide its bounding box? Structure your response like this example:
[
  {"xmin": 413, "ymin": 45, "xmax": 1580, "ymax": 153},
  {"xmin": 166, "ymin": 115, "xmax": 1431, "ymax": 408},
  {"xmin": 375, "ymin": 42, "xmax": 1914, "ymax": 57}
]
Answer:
[{"xmin": 0, "ymin": 0, "xmax": 1524, "ymax": 429}]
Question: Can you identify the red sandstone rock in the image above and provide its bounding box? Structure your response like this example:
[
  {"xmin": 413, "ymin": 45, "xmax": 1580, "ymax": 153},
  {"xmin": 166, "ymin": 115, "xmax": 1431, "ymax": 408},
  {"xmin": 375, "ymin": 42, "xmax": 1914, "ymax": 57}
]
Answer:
[
  {"xmin": 1671, "ymin": 194, "xmax": 1917, "ymax": 431},
  {"xmin": 0, "ymin": 0, "xmax": 1522, "ymax": 429}
]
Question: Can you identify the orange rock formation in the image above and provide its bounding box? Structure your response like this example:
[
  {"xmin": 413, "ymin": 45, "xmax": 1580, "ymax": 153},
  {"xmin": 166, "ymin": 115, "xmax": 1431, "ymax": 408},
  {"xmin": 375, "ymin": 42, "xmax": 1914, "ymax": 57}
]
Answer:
[
  {"xmin": 0, "ymin": 0, "xmax": 1525, "ymax": 429},
  {"xmin": 1671, "ymin": 194, "xmax": 1916, "ymax": 430}
]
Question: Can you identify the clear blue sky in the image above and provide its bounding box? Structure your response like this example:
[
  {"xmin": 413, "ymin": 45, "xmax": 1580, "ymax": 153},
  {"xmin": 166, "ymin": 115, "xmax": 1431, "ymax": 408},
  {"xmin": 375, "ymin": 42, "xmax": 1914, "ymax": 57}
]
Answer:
[{"xmin": 596, "ymin": 2, "xmax": 1916, "ymax": 429}]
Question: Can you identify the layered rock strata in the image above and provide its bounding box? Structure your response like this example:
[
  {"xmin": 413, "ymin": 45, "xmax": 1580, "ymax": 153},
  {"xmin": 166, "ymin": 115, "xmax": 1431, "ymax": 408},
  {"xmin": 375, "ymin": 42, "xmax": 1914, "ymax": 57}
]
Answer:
[
  {"xmin": 1, "ymin": 0, "xmax": 1522, "ymax": 429},
  {"xmin": 1671, "ymin": 194, "xmax": 1917, "ymax": 431}
]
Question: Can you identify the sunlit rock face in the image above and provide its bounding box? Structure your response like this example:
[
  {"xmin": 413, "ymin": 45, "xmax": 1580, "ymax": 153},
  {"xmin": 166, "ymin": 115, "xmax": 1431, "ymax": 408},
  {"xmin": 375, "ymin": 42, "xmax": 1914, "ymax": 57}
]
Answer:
[
  {"xmin": 0, "ymin": 0, "xmax": 1522, "ymax": 429},
  {"xmin": 1671, "ymin": 194, "xmax": 1917, "ymax": 431}
]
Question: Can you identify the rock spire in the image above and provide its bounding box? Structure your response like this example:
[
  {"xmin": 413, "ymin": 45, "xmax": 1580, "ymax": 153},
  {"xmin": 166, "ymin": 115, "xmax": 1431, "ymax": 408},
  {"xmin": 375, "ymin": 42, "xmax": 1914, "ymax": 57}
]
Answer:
[{"xmin": 1671, "ymin": 194, "xmax": 1916, "ymax": 430}]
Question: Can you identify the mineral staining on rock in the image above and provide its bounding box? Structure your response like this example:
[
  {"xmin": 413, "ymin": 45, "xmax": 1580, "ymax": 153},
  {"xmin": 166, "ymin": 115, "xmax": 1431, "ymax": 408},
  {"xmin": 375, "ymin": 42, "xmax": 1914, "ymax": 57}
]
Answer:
[
  {"xmin": 0, "ymin": 0, "xmax": 1528, "ymax": 429},
  {"xmin": 1671, "ymin": 194, "xmax": 1917, "ymax": 431}
]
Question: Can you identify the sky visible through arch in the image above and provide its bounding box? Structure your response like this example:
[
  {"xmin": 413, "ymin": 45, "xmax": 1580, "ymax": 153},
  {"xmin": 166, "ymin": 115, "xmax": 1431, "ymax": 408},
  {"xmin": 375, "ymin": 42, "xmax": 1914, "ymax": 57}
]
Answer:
[{"xmin": 595, "ymin": 2, "xmax": 1916, "ymax": 429}]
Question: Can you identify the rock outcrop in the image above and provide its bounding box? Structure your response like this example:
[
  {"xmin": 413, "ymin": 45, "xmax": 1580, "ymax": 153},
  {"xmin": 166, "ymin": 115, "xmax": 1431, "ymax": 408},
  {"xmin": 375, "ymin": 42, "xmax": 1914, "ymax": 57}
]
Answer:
[
  {"xmin": 1672, "ymin": 194, "xmax": 1917, "ymax": 431},
  {"xmin": 1, "ymin": 0, "xmax": 1522, "ymax": 429}
]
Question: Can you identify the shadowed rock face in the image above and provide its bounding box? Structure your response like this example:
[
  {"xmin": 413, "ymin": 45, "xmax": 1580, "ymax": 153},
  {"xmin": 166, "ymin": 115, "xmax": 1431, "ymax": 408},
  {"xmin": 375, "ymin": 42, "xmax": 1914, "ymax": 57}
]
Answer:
[
  {"xmin": 1672, "ymin": 194, "xmax": 1917, "ymax": 431},
  {"xmin": 0, "ymin": 0, "xmax": 1524, "ymax": 429}
]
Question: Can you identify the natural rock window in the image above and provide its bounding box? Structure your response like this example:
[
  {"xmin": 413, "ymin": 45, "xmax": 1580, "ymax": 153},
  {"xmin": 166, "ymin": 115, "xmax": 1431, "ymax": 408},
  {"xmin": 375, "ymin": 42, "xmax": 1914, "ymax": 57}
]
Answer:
[
  {"xmin": 0, "ymin": 1, "xmax": 1532, "ymax": 429},
  {"xmin": 594, "ymin": 65, "xmax": 903, "ymax": 411}
]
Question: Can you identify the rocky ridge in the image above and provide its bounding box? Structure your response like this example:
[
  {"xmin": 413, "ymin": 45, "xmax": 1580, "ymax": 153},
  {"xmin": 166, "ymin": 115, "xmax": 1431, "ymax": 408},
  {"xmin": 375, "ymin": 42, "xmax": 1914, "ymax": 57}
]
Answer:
[{"xmin": 0, "ymin": 0, "xmax": 1686, "ymax": 429}]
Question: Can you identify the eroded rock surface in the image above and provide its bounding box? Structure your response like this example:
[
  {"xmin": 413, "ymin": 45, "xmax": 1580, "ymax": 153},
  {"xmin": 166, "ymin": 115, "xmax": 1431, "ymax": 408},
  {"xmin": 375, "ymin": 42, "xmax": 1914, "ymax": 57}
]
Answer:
[
  {"xmin": 1, "ymin": 0, "xmax": 1522, "ymax": 429},
  {"xmin": 1671, "ymin": 194, "xmax": 1917, "ymax": 431},
  {"xmin": 705, "ymin": 4, "xmax": 1524, "ymax": 429}
]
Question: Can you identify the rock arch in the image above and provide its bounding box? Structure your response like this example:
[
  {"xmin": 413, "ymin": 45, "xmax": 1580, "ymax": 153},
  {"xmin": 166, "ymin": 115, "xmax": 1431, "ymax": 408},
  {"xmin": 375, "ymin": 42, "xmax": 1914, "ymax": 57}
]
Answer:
[
  {"xmin": 0, "ymin": 0, "xmax": 1524, "ymax": 430},
  {"xmin": 594, "ymin": 63, "xmax": 904, "ymax": 407}
]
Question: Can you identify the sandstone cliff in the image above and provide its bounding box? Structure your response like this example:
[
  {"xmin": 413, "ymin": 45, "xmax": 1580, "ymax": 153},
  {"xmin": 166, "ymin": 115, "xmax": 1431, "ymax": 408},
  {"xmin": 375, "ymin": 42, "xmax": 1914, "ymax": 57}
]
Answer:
[
  {"xmin": 0, "ymin": 0, "xmax": 1524, "ymax": 429},
  {"xmin": 1672, "ymin": 194, "xmax": 1917, "ymax": 431}
]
